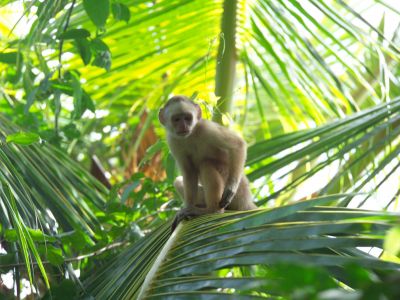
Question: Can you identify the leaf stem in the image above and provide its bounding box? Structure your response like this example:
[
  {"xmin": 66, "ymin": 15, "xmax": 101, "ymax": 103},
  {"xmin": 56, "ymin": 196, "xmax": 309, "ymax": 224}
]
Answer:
[{"xmin": 58, "ymin": 0, "xmax": 77, "ymax": 79}]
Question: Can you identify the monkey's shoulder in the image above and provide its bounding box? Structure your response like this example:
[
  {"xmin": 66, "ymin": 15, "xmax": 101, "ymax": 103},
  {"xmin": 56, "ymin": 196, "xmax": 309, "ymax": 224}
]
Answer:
[
  {"xmin": 195, "ymin": 119, "xmax": 237, "ymax": 136},
  {"xmin": 197, "ymin": 119, "xmax": 224, "ymax": 129}
]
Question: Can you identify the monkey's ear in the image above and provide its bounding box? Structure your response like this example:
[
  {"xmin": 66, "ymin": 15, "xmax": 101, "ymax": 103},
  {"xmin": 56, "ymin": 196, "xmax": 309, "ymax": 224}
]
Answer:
[
  {"xmin": 158, "ymin": 108, "xmax": 166, "ymax": 125},
  {"xmin": 194, "ymin": 103, "xmax": 202, "ymax": 119}
]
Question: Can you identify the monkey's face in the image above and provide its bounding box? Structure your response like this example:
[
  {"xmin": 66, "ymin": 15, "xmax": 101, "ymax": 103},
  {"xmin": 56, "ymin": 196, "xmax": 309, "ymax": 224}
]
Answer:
[
  {"xmin": 169, "ymin": 112, "xmax": 196, "ymax": 138},
  {"xmin": 159, "ymin": 98, "xmax": 202, "ymax": 138}
]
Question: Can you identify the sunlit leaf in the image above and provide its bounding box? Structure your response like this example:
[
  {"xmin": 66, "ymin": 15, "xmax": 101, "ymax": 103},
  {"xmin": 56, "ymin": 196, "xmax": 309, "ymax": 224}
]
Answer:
[
  {"xmin": 6, "ymin": 132, "xmax": 40, "ymax": 145},
  {"xmin": 83, "ymin": 0, "xmax": 110, "ymax": 28},
  {"xmin": 384, "ymin": 226, "xmax": 400, "ymax": 256}
]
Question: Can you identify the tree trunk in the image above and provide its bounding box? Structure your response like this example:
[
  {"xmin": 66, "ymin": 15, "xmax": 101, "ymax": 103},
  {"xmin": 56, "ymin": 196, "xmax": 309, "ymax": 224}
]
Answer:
[{"xmin": 213, "ymin": 0, "xmax": 238, "ymax": 123}]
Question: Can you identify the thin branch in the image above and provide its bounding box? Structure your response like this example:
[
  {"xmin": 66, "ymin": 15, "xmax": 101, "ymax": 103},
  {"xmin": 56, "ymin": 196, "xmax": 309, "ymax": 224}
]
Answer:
[
  {"xmin": 56, "ymin": 0, "xmax": 77, "ymax": 136},
  {"xmin": 65, "ymin": 241, "xmax": 127, "ymax": 262},
  {"xmin": 58, "ymin": 0, "xmax": 77, "ymax": 79}
]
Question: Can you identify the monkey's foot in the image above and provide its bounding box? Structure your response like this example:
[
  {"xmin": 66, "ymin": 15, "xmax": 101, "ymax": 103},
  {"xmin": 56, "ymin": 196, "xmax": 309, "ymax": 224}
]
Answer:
[
  {"xmin": 219, "ymin": 188, "xmax": 235, "ymax": 209},
  {"xmin": 171, "ymin": 208, "xmax": 202, "ymax": 232}
]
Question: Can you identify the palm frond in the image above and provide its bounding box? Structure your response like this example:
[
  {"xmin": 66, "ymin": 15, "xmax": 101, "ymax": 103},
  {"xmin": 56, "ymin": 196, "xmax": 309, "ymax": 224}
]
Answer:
[
  {"xmin": 242, "ymin": 0, "xmax": 400, "ymax": 132},
  {"xmin": 247, "ymin": 98, "xmax": 400, "ymax": 206},
  {"xmin": 20, "ymin": 0, "xmax": 397, "ymax": 126},
  {"xmin": 0, "ymin": 114, "xmax": 109, "ymax": 287},
  {"xmin": 84, "ymin": 195, "xmax": 400, "ymax": 299}
]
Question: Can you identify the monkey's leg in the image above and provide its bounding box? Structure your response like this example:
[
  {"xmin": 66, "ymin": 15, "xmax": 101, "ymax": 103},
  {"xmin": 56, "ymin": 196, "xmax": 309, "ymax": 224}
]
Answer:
[
  {"xmin": 173, "ymin": 176, "xmax": 205, "ymax": 208},
  {"xmin": 199, "ymin": 163, "xmax": 225, "ymax": 212},
  {"xmin": 172, "ymin": 177, "xmax": 206, "ymax": 232},
  {"xmin": 173, "ymin": 161, "xmax": 223, "ymax": 229},
  {"xmin": 172, "ymin": 164, "xmax": 224, "ymax": 232}
]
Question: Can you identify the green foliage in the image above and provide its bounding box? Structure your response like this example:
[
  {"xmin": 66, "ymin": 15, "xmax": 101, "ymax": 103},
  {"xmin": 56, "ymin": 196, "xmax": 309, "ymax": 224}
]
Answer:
[
  {"xmin": 247, "ymin": 98, "xmax": 400, "ymax": 206},
  {"xmin": 0, "ymin": 0, "xmax": 400, "ymax": 298},
  {"xmin": 384, "ymin": 226, "xmax": 400, "ymax": 256},
  {"xmin": 0, "ymin": 115, "xmax": 109, "ymax": 291},
  {"xmin": 111, "ymin": 2, "xmax": 131, "ymax": 23},
  {"xmin": 84, "ymin": 196, "xmax": 400, "ymax": 299},
  {"xmin": 43, "ymin": 280, "xmax": 79, "ymax": 300},
  {"xmin": 5, "ymin": 131, "xmax": 41, "ymax": 145},
  {"xmin": 83, "ymin": 0, "xmax": 110, "ymax": 29},
  {"xmin": 0, "ymin": 51, "xmax": 23, "ymax": 64}
]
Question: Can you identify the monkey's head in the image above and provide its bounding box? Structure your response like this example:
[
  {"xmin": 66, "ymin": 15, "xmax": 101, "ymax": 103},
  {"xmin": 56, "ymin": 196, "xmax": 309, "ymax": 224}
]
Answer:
[{"xmin": 159, "ymin": 95, "xmax": 202, "ymax": 138}]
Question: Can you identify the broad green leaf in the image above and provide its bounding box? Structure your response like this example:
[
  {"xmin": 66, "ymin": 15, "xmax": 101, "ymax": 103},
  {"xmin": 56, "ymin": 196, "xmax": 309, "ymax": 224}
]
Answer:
[
  {"xmin": 67, "ymin": 71, "xmax": 84, "ymax": 119},
  {"xmin": 60, "ymin": 230, "xmax": 96, "ymax": 251},
  {"xmin": 42, "ymin": 280, "xmax": 78, "ymax": 300},
  {"xmin": 4, "ymin": 229, "xmax": 18, "ymax": 242},
  {"xmin": 112, "ymin": 2, "xmax": 131, "ymax": 23},
  {"xmin": 8, "ymin": 228, "xmax": 57, "ymax": 243},
  {"xmin": 38, "ymin": 244, "xmax": 64, "ymax": 266},
  {"xmin": 83, "ymin": 0, "xmax": 110, "ymax": 28},
  {"xmin": 6, "ymin": 132, "xmax": 40, "ymax": 145},
  {"xmin": 28, "ymin": 228, "xmax": 56, "ymax": 242},
  {"xmin": 90, "ymin": 38, "xmax": 111, "ymax": 71},
  {"xmin": 82, "ymin": 91, "xmax": 95, "ymax": 112},
  {"xmin": 0, "ymin": 254, "xmax": 16, "ymax": 272},
  {"xmin": 0, "ymin": 51, "xmax": 23, "ymax": 64},
  {"xmin": 75, "ymin": 38, "xmax": 92, "ymax": 65},
  {"xmin": 62, "ymin": 123, "xmax": 81, "ymax": 139},
  {"xmin": 384, "ymin": 226, "xmax": 400, "ymax": 256},
  {"xmin": 24, "ymin": 86, "xmax": 39, "ymax": 114},
  {"xmin": 91, "ymin": 39, "xmax": 112, "ymax": 71},
  {"xmin": 90, "ymin": 38, "xmax": 110, "ymax": 52},
  {"xmin": 59, "ymin": 28, "xmax": 91, "ymax": 40}
]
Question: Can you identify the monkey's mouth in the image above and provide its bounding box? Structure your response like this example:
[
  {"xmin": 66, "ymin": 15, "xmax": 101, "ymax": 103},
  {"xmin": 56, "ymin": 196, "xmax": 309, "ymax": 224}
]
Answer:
[{"xmin": 177, "ymin": 131, "xmax": 189, "ymax": 136}]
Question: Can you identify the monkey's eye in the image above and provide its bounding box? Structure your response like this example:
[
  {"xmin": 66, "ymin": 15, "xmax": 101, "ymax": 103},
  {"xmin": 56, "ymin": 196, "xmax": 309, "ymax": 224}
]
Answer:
[
  {"xmin": 172, "ymin": 117, "xmax": 180, "ymax": 123},
  {"xmin": 184, "ymin": 115, "xmax": 192, "ymax": 122}
]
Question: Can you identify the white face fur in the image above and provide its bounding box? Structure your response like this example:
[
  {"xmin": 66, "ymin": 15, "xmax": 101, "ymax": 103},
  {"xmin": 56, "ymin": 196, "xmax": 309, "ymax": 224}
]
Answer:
[{"xmin": 165, "ymin": 102, "xmax": 198, "ymax": 138}]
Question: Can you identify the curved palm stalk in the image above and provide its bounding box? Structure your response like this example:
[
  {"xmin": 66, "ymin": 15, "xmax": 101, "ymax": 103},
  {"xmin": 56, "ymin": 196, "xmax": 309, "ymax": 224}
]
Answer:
[{"xmin": 84, "ymin": 195, "xmax": 400, "ymax": 299}]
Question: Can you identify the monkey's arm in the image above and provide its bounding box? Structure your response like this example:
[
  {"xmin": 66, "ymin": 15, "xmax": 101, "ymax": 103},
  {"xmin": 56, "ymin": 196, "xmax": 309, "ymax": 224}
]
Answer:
[
  {"xmin": 211, "ymin": 125, "xmax": 247, "ymax": 208},
  {"xmin": 221, "ymin": 138, "xmax": 247, "ymax": 208}
]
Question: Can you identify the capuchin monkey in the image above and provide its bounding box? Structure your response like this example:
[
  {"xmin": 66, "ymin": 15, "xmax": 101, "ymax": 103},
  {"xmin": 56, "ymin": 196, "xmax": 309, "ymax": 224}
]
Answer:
[{"xmin": 159, "ymin": 95, "xmax": 257, "ymax": 230}]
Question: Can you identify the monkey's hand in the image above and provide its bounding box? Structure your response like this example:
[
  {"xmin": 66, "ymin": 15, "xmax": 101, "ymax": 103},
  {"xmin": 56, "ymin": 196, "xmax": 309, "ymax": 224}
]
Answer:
[
  {"xmin": 171, "ymin": 207, "xmax": 202, "ymax": 232},
  {"xmin": 219, "ymin": 183, "xmax": 237, "ymax": 209}
]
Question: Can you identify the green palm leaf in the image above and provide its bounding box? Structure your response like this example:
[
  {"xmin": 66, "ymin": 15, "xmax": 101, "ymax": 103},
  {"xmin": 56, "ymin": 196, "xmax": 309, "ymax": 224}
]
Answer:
[
  {"xmin": 247, "ymin": 98, "xmax": 400, "ymax": 205},
  {"xmin": 0, "ymin": 114, "xmax": 109, "ymax": 287},
  {"xmin": 84, "ymin": 195, "xmax": 400, "ymax": 299},
  {"xmin": 15, "ymin": 0, "xmax": 397, "ymax": 126}
]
